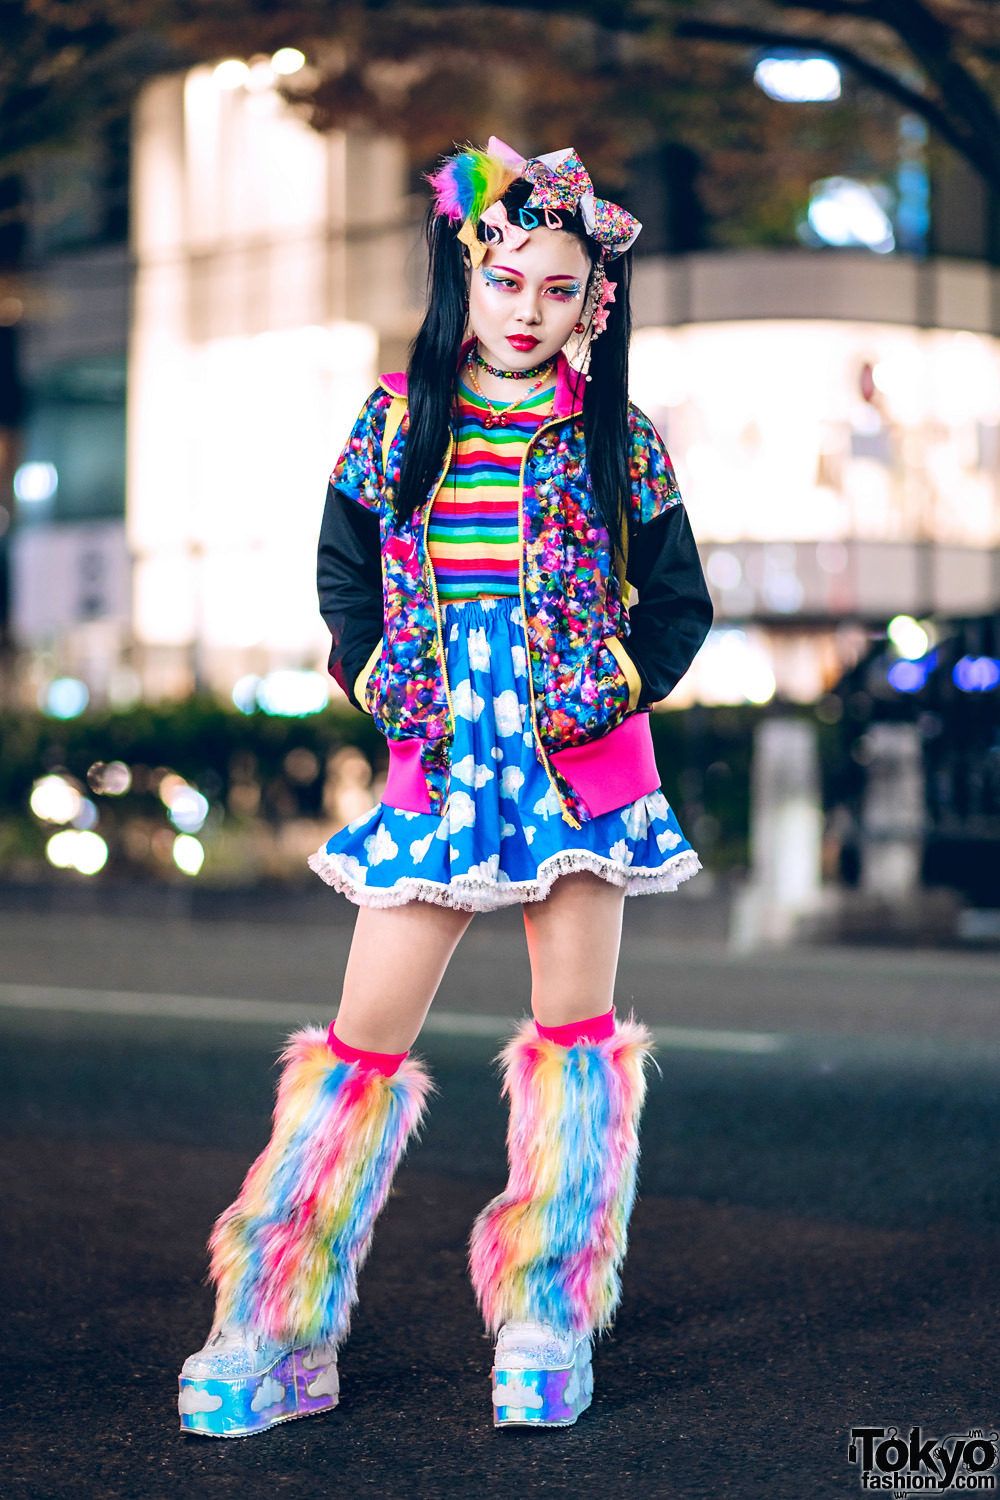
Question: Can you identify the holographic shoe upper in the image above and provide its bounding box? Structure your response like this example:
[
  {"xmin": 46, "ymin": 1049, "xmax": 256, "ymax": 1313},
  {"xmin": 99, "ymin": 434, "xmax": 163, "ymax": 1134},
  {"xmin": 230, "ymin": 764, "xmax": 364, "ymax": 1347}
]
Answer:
[
  {"xmin": 181, "ymin": 1325, "xmax": 298, "ymax": 1381},
  {"xmin": 178, "ymin": 1324, "xmax": 340, "ymax": 1438},
  {"xmin": 491, "ymin": 1320, "xmax": 594, "ymax": 1428},
  {"xmin": 494, "ymin": 1321, "xmax": 580, "ymax": 1371}
]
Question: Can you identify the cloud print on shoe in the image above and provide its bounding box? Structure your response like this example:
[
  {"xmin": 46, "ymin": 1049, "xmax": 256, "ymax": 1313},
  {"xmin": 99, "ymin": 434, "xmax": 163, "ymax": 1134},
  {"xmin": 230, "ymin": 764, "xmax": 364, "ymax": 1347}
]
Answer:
[
  {"xmin": 305, "ymin": 1363, "xmax": 340, "ymax": 1400},
  {"xmin": 493, "ymin": 1378, "xmax": 544, "ymax": 1410},
  {"xmin": 178, "ymin": 1387, "xmax": 223, "ymax": 1415},
  {"xmin": 250, "ymin": 1375, "xmax": 286, "ymax": 1413},
  {"xmin": 301, "ymin": 1343, "xmax": 336, "ymax": 1370}
]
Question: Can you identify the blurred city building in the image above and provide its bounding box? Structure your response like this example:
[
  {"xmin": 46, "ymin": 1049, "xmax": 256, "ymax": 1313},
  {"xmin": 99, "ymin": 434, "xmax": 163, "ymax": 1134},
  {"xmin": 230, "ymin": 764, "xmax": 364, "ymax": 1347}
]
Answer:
[
  {"xmin": 630, "ymin": 254, "xmax": 1000, "ymax": 707},
  {"xmin": 4, "ymin": 63, "xmax": 421, "ymax": 710},
  {"xmin": 127, "ymin": 66, "xmax": 420, "ymax": 703},
  {"xmin": 7, "ymin": 118, "xmax": 132, "ymax": 709}
]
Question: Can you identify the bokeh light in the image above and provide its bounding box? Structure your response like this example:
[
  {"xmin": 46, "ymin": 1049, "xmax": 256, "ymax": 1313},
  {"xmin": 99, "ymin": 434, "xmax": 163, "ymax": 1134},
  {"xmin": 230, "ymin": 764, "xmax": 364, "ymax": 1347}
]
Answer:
[
  {"xmin": 754, "ymin": 56, "xmax": 841, "ymax": 103},
  {"xmin": 46, "ymin": 829, "xmax": 108, "ymax": 875},
  {"xmin": 952, "ymin": 656, "xmax": 1000, "ymax": 693},
  {"xmin": 271, "ymin": 48, "xmax": 305, "ymax": 74},
  {"xmin": 284, "ymin": 747, "xmax": 320, "ymax": 785},
  {"xmin": 887, "ymin": 615, "xmax": 930, "ymax": 661},
  {"xmin": 213, "ymin": 59, "xmax": 249, "ymax": 89},
  {"xmin": 13, "ymin": 461, "xmax": 58, "ymax": 503},
  {"xmin": 87, "ymin": 761, "xmax": 132, "ymax": 795},
  {"xmin": 807, "ymin": 178, "xmax": 895, "ymax": 253},
  {"xmin": 706, "ymin": 550, "xmax": 742, "ymax": 591},
  {"xmin": 30, "ymin": 775, "xmax": 82, "ymax": 824},
  {"xmin": 156, "ymin": 772, "xmax": 187, "ymax": 805},
  {"xmin": 887, "ymin": 659, "xmax": 932, "ymax": 694},
  {"xmin": 40, "ymin": 678, "xmax": 89, "ymax": 719},
  {"xmin": 167, "ymin": 787, "xmax": 210, "ymax": 834},
  {"xmin": 694, "ymin": 629, "xmax": 776, "ymax": 706},
  {"xmin": 232, "ymin": 675, "xmax": 262, "ymax": 715},
  {"xmin": 255, "ymin": 670, "xmax": 329, "ymax": 717},
  {"xmin": 173, "ymin": 835, "xmax": 205, "ymax": 875},
  {"xmin": 72, "ymin": 798, "xmax": 99, "ymax": 831}
]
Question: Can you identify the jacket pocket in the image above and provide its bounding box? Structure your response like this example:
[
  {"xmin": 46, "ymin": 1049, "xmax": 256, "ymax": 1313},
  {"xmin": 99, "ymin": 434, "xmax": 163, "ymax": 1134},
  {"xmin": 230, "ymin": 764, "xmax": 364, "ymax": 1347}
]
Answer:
[
  {"xmin": 354, "ymin": 635, "xmax": 384, "ymax": 715},
  {"xmin": 383, "ymin": 736, "xmax": 433, "ymax": 814},
  {"xmin": 600, "ymin": 635, "xmax": 642, "ymax": 715},
  {"xmin": 550, "ymin": 713, "xmax": 660, "ymax": 818}
]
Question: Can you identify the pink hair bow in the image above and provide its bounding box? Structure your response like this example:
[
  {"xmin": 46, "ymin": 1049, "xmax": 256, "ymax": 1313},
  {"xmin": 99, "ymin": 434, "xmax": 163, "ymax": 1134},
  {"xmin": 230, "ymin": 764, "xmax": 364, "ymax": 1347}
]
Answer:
[
  {"xmin": 477, "ymin": 137, "xmax": 642, "ymax": 259},
  {"xmin": 579, "ymin": 194, "xmax": 641, "ymax": 258},
  {"xmin": 479, "ymin": 201, "xmax": 530, "ymax": 251}
]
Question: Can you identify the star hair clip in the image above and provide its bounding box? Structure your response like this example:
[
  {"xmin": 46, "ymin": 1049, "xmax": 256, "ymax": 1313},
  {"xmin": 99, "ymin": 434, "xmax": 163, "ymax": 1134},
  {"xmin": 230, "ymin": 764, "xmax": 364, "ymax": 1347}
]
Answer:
[{"xmin": 590, "ymin": 263, "xmax": 616, "ymax": 335}]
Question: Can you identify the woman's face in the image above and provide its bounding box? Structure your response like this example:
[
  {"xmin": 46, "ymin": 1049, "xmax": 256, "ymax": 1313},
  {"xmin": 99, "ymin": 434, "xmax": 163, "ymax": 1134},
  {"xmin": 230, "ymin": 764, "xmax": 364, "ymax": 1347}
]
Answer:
[{"xmin": 467, "ymin": 227, "xmax": 591, "ymax": 373}]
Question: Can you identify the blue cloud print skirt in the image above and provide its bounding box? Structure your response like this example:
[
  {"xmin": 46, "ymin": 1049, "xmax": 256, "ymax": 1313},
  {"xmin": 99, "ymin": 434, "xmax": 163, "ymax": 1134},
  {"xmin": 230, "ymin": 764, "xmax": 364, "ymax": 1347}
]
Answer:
[{"xmin": 309, "ymin": 595, "xmax": 700, "ymax": 913}]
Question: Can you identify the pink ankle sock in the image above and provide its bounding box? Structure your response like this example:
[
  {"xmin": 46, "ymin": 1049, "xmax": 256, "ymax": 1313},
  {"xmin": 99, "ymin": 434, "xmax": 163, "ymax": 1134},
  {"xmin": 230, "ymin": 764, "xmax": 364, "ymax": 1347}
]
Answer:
[
  {"xmin": 327, "ymin": 1023, "xmax": 408, "ymax": 1078},
  {"xmin": 534, "ymin": 1008, "xmax": 616, "ymax": 1046}
]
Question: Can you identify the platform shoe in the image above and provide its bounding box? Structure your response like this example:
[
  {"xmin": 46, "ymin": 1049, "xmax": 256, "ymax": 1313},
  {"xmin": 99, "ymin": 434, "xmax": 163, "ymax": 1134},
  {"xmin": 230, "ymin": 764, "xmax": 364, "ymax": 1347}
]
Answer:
[
  {"xmin": 469, "ymin": 1011, "xmax": 653, "ymax": 1428},
  {"xmin": 179, "ymin": 1026, "xmax": 431, "ymax": 1437}
]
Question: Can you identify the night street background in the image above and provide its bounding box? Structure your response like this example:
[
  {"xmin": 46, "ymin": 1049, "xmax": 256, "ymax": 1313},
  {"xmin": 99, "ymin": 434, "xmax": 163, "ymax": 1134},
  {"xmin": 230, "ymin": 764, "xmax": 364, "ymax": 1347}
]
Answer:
[{"xmin": 4, "ymin": 2, "xmax": 1000, "ymax": 1497}]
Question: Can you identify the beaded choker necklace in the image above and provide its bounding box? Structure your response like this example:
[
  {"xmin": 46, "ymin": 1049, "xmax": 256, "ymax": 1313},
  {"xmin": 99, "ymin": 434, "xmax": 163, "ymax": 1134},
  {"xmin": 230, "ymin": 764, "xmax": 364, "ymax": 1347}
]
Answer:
[
  {"xmin": 475, "ymin": 351, "xmax": 554, "ymax": 381},
  {"xmin": 465, "ymin": 352, "xmax": 552, "ymax": 428}
]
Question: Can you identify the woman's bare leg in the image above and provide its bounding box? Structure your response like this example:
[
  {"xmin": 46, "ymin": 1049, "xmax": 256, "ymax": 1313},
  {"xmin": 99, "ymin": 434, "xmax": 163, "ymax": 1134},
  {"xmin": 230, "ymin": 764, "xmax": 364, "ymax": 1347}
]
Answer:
[
  {"xmin": 334, "ymin": 901, "xmax": 474, "ymax": 1053},
  {"xmin": 521, "ymin": 870, "xmax": 626, "ymax": 1027}
]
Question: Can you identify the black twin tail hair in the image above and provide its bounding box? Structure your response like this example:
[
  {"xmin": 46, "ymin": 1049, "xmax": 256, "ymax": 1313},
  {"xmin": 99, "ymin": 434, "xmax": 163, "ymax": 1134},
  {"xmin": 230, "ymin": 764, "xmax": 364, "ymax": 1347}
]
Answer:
[{"xmin": 396, "ymin": 187, "xmax": 633, "ymax": 583}]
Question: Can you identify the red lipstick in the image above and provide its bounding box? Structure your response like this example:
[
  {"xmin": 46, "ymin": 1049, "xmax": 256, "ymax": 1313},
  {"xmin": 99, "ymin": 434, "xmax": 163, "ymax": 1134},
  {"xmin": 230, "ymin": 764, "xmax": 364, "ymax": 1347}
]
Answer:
[{"xmin": 507, "ymin": 335, "xmax": 540, "ymax": 351}]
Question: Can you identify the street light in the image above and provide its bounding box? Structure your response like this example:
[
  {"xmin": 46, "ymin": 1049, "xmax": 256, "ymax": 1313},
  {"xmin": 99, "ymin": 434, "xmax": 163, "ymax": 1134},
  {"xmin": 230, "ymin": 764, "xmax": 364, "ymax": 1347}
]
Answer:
[
  {"xmin": 213, "ymin": 59, "xmax": 249, "ymax": 89},
  {"xmin": 754, "ymin": 54, "xmax": 841, "ymax": 103},
  {"xmin": 272, "ymin": 48, "xmax": 306, "ymax": 75}
]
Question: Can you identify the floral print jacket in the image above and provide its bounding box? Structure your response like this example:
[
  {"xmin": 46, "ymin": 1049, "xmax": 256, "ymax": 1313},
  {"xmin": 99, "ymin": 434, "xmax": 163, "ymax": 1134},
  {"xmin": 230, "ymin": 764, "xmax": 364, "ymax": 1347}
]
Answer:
[{"xmin": 317, "ymin": 345, "xmax": 713, "ymax": 827}]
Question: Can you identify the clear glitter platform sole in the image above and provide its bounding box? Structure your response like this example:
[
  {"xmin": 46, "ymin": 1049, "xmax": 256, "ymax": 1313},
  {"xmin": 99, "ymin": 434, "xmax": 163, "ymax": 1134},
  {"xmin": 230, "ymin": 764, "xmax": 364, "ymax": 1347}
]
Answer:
[
  {"xmin": 178, "ymin": 1327, "xmax": 339, "ymax": 1438},
  {"xmin": 491, "ymin": 1322, "xmax": 594, "ymax": 1428}
]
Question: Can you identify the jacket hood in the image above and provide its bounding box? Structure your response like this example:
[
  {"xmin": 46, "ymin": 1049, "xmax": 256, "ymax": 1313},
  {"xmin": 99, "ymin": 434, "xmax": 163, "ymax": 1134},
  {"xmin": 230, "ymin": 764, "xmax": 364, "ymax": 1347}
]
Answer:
[{"xmin": 380, "ymin": 338, "xmax": 586, "ymax": 418}]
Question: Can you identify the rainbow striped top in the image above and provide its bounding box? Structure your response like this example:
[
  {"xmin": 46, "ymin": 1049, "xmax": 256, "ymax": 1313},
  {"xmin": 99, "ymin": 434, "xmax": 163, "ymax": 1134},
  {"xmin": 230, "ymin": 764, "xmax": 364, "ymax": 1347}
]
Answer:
[{"xmin": 428, "ymin": 378, "xmax": 555, "ymax": 601}]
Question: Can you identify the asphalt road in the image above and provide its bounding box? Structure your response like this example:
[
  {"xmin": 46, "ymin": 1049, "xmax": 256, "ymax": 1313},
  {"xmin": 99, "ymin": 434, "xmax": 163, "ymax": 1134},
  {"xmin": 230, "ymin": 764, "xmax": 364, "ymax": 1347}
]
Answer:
[{"xmin": 2, "ymin": 899, "xmax": 1000, "ymax": 1499}]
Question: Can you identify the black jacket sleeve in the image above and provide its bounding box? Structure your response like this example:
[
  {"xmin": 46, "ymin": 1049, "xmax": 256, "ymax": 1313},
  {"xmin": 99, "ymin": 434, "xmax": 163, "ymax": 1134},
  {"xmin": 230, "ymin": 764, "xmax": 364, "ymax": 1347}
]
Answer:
[
  {"xmin": 316, "ymin": 483, "xmax": 383, "ymax": 712},
  {"xmin": 620, "ymin": 504, "xmax": 714, "ymax": 708}
]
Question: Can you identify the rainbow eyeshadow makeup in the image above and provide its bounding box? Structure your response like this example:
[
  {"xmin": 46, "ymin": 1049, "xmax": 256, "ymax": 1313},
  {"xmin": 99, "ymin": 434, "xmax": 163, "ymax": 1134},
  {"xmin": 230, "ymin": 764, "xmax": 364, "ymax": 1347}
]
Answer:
[
  {"xmin": 480, "ymin": 267, "xmax": 515, "ymax": 291},
  {"xmin": 479, "ymin": 268, "xmax": 583, "ymax": 299}
]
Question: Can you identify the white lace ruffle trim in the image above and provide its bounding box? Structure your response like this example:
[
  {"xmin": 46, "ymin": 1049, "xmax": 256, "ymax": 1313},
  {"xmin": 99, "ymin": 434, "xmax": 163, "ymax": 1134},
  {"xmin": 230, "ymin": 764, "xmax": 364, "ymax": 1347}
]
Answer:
[{"xmin": 307, "ymin": 843, "xmax": 702, "ymax": 912}]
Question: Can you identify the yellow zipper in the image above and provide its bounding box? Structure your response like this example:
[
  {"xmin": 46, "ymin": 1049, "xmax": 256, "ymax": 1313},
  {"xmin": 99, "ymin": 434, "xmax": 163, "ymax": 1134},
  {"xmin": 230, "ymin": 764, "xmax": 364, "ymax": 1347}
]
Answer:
[
  {"xmin": 516, "ymin": 412, "xmax": 583, "ymax": 830},
  {"xmin": 422, "ymin": 432, "xmax": 457, "ymax": 815},
  {"xmin": 393, "ymin": 388, "xmax": 582, "ymax": 830}
]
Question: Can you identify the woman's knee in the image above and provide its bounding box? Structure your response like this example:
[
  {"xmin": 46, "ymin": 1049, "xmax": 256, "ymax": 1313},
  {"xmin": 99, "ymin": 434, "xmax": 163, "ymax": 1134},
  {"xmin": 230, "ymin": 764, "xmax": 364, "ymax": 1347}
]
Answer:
[
  {"xmin": 336, "ymin": 900, "xmax": 474, "ymax": 1051},
  {"xmin": 523, "ymin": 873, "xmax": 624, "ymax": 1025}
]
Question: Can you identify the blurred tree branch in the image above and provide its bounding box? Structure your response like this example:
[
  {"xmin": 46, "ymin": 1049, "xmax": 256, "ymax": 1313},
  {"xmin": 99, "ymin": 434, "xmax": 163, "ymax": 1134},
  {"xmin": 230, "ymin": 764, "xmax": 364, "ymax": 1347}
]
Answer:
[
  {"xmin": 0, "ymin": 0, "xmax": 996, "ymax": 195},
  {"xmin": 673, "ymin": 1, "xmax": 1000, "ymax": 190}
]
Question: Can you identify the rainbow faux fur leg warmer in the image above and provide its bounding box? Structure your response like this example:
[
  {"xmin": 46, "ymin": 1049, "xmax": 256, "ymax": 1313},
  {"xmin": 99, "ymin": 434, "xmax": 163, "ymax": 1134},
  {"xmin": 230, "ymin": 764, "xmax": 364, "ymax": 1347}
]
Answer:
[
  {"xmin": 208, "ymin": 1027, "xmax": 432, "ymax": 1347},
  {"xmin": 469, "ymin": 1016, "xmax": 654, "ymax": 1338}
]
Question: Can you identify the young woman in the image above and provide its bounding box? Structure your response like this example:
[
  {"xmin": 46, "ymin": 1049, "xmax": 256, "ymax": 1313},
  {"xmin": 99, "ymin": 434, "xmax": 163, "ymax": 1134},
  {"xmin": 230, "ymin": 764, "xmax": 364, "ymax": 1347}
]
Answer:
[{"xmin": 178, "ymin": 138, "xmax": 713, "ymax": 1437}]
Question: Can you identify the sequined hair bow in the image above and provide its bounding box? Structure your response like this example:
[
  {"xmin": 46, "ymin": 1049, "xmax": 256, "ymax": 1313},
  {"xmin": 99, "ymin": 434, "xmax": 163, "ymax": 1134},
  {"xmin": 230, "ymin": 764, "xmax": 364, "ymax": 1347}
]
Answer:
[{"xmin": 426, "ymin": 136, "xmax": 642, "ymax": 268}]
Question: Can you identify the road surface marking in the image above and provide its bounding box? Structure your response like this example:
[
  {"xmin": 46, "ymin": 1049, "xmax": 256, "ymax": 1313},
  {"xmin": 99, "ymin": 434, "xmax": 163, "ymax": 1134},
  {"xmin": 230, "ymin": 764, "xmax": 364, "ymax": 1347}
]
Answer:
[{"xmin": 0, "ymin": 982, "xmax": 787, "ymax": 1053}]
